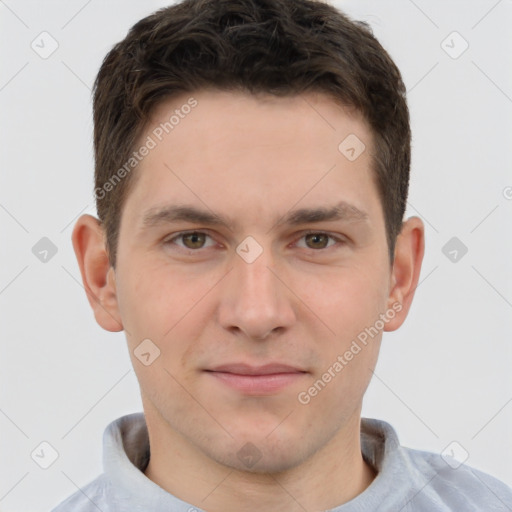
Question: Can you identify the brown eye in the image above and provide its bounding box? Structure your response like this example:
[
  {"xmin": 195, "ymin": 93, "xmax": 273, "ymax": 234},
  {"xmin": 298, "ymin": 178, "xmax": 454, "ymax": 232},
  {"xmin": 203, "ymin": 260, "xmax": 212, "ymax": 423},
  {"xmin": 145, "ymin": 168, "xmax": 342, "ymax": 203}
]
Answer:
[
  {"xmin": 304, "ymin": 233, "xmax": 331, "ymax": 249},
  {"xmin": 164, "ymin": 231, "xmax": 215, "ymax": 250},
  {"xmin": 181, "ymin": 232, "xmax": 207, "ymax": 249}
]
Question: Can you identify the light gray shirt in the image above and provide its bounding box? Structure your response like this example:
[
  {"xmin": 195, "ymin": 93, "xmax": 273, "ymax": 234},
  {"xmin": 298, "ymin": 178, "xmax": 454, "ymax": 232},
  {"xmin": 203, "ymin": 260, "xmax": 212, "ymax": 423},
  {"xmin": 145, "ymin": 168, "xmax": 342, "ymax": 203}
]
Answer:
[{"xmin": 51, "ymin": 412, "xmax": 512, "ymax": 511}]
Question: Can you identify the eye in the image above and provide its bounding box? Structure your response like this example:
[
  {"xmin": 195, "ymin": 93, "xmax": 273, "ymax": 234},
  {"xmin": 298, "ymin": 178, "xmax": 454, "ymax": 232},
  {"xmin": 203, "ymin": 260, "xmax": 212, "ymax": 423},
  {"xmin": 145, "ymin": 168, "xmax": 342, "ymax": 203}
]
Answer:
[
  {"xmin": 164, "ymin": 231, "xmax": 216, "ymax": 250},
  {"xmin": 163, "ymin": 230, "xmax": 344, "ymax": 253},
  {"xmin": 295, "ymin": 232, "xmax": 342, "ymax": 250}
]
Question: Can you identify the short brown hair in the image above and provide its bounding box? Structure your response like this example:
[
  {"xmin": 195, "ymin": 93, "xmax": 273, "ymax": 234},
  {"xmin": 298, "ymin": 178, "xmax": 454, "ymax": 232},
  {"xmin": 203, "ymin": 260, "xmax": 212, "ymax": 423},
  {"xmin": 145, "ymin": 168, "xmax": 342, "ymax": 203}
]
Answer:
[{"xmin": 93, "ymin": 0, "xmax": 410, "ymax": 267}]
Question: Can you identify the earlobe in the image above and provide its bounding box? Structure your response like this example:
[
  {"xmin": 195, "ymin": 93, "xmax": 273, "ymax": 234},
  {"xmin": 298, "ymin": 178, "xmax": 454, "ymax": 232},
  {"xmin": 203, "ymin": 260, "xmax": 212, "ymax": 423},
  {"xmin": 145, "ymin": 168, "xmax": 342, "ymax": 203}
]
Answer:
[
  {"xmin": 384, "ymin": 216, "xmax": 425, "ymax": 332},
  {"xmin": 71, "ymin": 214, "xmax": 124, "ymax": 332}
]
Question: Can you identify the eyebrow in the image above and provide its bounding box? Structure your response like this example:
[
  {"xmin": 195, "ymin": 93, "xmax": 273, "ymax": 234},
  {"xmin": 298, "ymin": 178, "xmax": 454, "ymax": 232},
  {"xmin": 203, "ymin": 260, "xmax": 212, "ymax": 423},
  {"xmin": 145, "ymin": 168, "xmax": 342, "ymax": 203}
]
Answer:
[{"xmin": 140, "ymin": 201, "xmax": 369, "ymax": 232}]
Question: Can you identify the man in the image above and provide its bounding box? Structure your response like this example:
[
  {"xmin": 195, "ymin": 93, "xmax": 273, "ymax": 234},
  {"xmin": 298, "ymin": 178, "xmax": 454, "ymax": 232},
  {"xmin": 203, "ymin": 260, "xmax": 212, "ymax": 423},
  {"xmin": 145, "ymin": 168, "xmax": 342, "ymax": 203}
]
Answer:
[{"xmin": 52, "ymin": 0, "xmax": 512, "ymax": 510}]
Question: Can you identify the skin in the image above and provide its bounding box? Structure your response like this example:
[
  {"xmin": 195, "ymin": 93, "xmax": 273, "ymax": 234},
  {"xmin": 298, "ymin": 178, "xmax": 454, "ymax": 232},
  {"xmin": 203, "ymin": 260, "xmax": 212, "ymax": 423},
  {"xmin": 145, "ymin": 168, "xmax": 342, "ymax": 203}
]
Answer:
[{"xmin": 72, "ymin": 90, "xmax": 424, "ymax": 512}]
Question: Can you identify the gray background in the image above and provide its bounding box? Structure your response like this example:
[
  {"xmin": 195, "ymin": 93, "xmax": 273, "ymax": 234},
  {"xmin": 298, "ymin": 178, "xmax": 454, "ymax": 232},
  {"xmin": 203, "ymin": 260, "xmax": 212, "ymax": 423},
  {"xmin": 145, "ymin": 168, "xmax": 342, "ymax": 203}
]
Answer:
[{"xmin": 1, "ymin": 0, "xmax": 511, "ymax": 510}]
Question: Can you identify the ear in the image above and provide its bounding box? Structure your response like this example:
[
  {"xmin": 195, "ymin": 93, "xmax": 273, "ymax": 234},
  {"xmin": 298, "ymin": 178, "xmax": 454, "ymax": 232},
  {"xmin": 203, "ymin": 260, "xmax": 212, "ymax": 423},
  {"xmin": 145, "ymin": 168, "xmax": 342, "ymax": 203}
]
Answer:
[
  {"xmin": 384, "ymin": 216, "xmax": 425, "ymax": 332},
  {"xmin": 71, "ymin": 214, "xmax": 123, "ymax": 332}
]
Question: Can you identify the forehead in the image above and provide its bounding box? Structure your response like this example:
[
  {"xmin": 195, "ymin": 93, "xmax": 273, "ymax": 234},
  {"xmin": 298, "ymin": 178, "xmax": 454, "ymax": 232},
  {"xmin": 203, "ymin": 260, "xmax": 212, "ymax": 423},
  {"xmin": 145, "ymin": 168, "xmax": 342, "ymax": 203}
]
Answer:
[
  {"xmin": 147, "ymin": 89, "xmax": 370, "ymax": 152},
  {"xmin": 122, "ymin": 89, "xmax": 382, "ymax": 229}
]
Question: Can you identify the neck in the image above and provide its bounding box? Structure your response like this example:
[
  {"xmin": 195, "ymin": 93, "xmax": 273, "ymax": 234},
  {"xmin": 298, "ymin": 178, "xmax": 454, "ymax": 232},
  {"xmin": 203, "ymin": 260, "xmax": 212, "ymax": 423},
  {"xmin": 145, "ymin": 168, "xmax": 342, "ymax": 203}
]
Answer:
[{"xmin": 143, "ymin": 403, "xmax": 375, "ymax": 511}]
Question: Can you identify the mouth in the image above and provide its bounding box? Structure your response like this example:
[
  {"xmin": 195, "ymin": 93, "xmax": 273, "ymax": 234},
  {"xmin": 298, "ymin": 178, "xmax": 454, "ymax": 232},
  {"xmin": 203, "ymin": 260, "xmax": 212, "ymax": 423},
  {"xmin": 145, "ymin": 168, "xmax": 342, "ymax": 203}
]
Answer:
[{"xmin": 204, "ymin": 363, "xmax": 308, "ymax": 395}]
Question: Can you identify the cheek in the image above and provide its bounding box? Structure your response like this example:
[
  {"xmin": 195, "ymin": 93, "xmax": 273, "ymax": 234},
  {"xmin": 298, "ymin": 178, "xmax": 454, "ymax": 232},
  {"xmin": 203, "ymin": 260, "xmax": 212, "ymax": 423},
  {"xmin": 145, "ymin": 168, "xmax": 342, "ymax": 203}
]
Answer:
[
  {"xmin": 293, "ymin": 263, "xmax": 387, "ymax": 399},
  {"xmin": 116, "ymin": 264, "xmax": 213, "ymax": 401},
  {"xmin": 316, "ymin": 267, "xmax": 388, "ymax": 399},
  {"xmin": 117, "ymin": 257, "xmax": 209, "ymax": 334},
  {"xmin": 293, "ymin": 263, "xmax": 390, "ymax": 340}
]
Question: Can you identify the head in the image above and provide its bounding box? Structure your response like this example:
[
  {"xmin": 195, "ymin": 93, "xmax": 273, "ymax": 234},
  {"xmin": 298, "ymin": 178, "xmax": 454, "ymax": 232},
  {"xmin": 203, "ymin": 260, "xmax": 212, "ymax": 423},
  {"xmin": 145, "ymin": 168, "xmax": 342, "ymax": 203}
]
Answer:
[{"xmin": 73, "ymin": 0, "xmax": 424, "ymax": 475}]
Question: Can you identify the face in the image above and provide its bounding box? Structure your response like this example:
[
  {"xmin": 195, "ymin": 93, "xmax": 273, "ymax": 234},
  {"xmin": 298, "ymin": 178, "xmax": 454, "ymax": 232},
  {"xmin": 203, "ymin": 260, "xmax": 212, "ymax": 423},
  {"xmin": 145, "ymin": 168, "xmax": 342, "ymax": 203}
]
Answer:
[{"xmin": 107, "ymin": 90, "xmax": 400, "ymax": 472}]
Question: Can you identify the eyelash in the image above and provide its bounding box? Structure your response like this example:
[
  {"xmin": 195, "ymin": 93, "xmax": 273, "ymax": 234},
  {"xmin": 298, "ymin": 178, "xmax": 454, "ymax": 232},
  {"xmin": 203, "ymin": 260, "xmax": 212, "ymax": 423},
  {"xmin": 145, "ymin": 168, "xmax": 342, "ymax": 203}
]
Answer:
[{"xmin": 163, "ymin": 230, "xmax": 346, "ymax": 252}]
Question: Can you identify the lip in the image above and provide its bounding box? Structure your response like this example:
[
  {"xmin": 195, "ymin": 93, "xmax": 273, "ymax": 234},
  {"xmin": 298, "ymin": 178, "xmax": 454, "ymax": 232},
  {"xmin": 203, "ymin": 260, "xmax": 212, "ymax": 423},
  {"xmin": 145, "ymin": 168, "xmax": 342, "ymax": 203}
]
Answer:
[
  {"xmin": 205, "ymin": 363, "xmax": 308, "ymax": 395},
  {"xmin": 209, "ymin": 363, "xmax": 306, "ymax": 375}
]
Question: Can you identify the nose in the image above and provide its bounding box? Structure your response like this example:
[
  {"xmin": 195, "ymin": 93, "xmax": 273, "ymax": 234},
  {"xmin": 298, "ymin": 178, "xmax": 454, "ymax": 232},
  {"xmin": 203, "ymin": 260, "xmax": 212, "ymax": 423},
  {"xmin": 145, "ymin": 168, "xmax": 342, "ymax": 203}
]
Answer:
[{"xmin": 217, "ymin": 244, "xmax": 296, "ymax": 340}]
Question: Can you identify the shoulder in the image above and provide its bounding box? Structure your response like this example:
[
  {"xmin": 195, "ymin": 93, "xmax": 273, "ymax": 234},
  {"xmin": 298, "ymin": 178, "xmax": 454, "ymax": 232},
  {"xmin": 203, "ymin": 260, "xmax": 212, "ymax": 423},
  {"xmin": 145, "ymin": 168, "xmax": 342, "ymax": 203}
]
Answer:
[
  {"xmin": 50, "ymin": 474, "xmax": 112, "ymax": 512},
  {"xmin": 360, "ymin": 419, "xmax": 512, "ymax": 511},
  {"xmin": 403, "ymin": 446, "xmax": 512, "ymax": 511}
]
